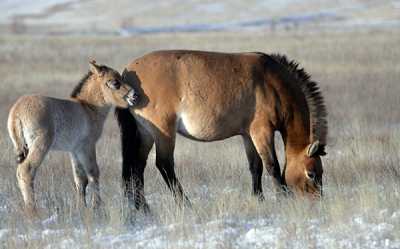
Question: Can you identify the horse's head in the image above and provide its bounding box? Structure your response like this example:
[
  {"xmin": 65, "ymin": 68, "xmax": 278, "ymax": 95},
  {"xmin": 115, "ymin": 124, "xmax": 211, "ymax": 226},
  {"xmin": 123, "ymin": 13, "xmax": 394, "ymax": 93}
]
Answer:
[
  {"xmin": 284, "ymin": 140, "xmax": 326, "ymax": 198},
  {"xmin": 89, "ymin": 60, "xmax": 138, "ymax": 108}
]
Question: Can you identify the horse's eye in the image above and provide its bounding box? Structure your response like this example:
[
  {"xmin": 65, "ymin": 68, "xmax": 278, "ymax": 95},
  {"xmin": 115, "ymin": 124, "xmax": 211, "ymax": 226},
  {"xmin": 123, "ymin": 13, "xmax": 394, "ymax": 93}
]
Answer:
[
  {"xmin": 307, "ymin": 171, "xmax": 316, "ymax": 180},
  {"xmin": 106, "ymin": 80, "xmax": 120, "ymax": 90}
]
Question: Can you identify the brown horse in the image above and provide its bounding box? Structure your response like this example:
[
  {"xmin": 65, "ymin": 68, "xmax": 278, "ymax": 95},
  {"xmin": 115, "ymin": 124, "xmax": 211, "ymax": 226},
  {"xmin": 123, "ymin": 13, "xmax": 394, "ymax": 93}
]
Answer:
[{"xmin": 115, "ymin": 50, "xmax": 327, "ymax": 211}]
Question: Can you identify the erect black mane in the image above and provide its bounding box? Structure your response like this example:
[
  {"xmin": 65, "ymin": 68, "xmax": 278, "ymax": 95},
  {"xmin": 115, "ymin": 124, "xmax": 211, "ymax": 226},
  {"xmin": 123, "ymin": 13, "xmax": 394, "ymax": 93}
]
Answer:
[
  {"xmin": 264, "ymin": 53, "xmax": 328, "ymax": 146},
  {"xmin": 70, "ymin": 71, "xmax": 93, "ymax": 98}
]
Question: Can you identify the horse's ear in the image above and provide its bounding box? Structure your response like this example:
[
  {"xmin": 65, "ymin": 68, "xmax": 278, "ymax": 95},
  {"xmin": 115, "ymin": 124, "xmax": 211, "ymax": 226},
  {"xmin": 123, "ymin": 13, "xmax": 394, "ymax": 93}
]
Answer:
[
  {"xmin": 89, "ymin": 60, "xmax": 101, "ymax": 75},
  {"xmin": 307, "ymin": 140, "xmax": 320, "ymax": 157},
  {"xmin": 307, "ymin": 141, "xmax": 327, "ymax": 157}
]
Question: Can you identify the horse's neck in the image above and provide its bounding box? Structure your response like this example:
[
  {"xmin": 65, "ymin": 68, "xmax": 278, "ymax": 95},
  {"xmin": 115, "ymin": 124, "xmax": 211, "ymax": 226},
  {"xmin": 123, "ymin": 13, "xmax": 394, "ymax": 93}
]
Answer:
[
  {"xmin": 272, "ymin": 83, "xmax": 310, "ymax": 154},
  {"xmin": 73, "ymin": 83, "xmax": 111, "ymax": 127}
]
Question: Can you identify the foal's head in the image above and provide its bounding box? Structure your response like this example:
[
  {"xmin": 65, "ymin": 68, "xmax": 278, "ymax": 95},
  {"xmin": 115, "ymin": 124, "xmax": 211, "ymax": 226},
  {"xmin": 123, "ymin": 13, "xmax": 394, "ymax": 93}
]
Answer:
[
  {"xmin": 284, "ymin": 141, "xmax": 326, "ymax": 198},
  {"xmin": 88, "ymin": 60, "xmax": 138, "ymax": 108}
]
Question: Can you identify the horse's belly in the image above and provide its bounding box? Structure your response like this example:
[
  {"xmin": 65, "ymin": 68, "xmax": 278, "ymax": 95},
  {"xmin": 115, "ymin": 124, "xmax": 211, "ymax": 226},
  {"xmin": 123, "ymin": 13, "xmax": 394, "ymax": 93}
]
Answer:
[{"xmin": 176, "ymin": 112, "xmax": 240, "ymax": 141}]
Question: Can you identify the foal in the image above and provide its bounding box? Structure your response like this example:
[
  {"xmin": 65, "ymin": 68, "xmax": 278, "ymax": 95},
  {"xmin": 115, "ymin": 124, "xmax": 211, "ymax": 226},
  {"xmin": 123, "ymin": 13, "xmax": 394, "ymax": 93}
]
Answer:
[{"xmin": 7, "ymin": 61, "xmax": 138, "ymax": 214}]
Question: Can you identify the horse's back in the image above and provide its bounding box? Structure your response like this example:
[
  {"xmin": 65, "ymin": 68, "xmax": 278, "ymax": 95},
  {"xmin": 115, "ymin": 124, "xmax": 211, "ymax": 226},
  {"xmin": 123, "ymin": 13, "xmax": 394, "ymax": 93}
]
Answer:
[
  {"xmin": 9, "ymin": 95, "xmax": 89, "ymax": 150},
  {"xmin": 125, "ymin": 50, "xmax": 269, "ymax": 140}
]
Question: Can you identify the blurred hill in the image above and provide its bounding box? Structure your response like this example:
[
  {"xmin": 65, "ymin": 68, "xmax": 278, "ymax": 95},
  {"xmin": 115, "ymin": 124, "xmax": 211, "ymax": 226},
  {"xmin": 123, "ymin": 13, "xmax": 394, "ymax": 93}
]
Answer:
[{"xmin": 1, "ymin": 0, "xmax": 399, "ymax": 35}]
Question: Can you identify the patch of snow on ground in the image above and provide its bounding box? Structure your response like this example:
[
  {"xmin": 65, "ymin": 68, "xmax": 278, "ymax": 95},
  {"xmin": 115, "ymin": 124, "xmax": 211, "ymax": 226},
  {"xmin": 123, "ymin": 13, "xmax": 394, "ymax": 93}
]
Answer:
[{"xmin": 1, "ymin": 208, "xmax": 399, "ymax": 249}]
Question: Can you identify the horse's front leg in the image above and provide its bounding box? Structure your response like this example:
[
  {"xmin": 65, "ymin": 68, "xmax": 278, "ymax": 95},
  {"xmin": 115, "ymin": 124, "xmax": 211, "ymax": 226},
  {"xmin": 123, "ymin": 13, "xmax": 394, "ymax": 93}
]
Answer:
[
  {"xmin": 242, "ymin": 135, "xmax": 265, "ymax": 200},
  {"xmin": 248, "ymin": 124, "xmax": 285, "ymax": 195},
  {"xmin": 76, "ymin": 146, "xmax": 102, "ymax": 209},
  {"xmin": 70, "ymin": 152, "xmax": 88, "ymax": 208}
]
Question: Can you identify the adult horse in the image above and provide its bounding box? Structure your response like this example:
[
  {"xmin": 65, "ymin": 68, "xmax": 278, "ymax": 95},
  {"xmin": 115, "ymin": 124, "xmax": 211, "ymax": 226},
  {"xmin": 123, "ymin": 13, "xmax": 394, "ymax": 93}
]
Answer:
[{"xmin": 116, "ymin": 50, "xmax": 327, "ymax": 210}]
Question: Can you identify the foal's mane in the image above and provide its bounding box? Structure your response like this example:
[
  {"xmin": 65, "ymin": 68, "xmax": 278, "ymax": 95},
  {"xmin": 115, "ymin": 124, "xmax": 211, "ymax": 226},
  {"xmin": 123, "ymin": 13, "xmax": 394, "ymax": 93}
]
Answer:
[
  {"xmin": 70, "ymin": 71, "xmax": 93, "ymax": 98},
  {"xmin": 266, "ymin": 54, "xmax": 328, "ymax": 145}
]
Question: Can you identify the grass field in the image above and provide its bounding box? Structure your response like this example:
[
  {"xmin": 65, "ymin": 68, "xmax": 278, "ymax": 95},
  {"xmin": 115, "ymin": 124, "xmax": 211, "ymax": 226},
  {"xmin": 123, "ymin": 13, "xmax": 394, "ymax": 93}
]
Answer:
[{"xmin": 0, "ymin": 30, "xmax": 399, "ymax": 248}]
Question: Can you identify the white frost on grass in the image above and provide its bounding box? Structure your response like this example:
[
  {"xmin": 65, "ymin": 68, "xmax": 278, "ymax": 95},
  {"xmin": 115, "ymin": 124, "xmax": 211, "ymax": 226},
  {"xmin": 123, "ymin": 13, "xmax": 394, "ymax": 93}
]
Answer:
[
  {"xmin": 1, "ymin": 207, "xmax": 399, "ymax": 249},
  {"xmin": 0, "ymin": 229, "xmax": 9, "ymax": 240},
  {"xmin": 240, "ymin": 226, "xmax": 282, "ymax": 248}
]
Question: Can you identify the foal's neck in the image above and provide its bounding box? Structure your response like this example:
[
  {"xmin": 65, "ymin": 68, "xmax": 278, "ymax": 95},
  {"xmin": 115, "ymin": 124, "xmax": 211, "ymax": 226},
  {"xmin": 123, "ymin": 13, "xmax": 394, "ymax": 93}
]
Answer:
[{"xmin": 72, "ymin": 80, "xmax": 110, "ymax": 120}]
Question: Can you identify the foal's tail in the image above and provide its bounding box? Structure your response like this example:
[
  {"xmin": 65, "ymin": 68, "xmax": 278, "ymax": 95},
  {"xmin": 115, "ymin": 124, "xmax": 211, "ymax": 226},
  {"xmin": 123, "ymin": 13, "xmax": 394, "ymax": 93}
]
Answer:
[
  {"xmin": 7, "ymin": 110, "xmax": 28, "ymax": 164},
  {"xmin": 114, "ymin": 108, "xmax": 139, "ymax": 166}
]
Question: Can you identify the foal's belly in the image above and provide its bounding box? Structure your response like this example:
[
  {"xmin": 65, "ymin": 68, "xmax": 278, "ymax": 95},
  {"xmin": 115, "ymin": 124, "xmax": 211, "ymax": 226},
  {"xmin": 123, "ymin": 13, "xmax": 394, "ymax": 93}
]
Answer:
[{"xmin": 50, "ymin": 104, "xmax": 90, "ymax": 151}]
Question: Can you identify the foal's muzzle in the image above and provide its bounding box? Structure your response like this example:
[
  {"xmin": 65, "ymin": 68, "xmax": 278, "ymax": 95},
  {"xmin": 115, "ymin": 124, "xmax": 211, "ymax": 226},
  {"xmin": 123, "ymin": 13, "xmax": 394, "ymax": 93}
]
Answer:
[{"xmin": 124, "ymin": 90, "xmax": 139, "ymax": 107}]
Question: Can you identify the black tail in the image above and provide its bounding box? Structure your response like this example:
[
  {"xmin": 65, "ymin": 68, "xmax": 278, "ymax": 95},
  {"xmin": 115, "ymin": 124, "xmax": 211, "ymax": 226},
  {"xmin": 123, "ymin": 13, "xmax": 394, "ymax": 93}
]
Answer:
[
  {"xmin": 115, "ymin": 108, "xmax": 140, "ymax": 169},
  {"xmin": 115, "ymin": 107, "xmax": 142, "ymax": 203}
]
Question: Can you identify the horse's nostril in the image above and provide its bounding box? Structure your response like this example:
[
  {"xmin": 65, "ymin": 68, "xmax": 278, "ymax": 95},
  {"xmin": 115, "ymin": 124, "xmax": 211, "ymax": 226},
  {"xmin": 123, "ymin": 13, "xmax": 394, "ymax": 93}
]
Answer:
[{"xmin": 125, "ymin": 90, "xmax": 139, "ymax": 106}]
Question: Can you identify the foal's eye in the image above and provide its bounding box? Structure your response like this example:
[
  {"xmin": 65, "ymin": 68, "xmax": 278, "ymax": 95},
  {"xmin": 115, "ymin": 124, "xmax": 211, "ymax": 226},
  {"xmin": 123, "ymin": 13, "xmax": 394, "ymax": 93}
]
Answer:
[{"xmin": 106, "ymin": 80, "xmax": 121, "ymax": 90}]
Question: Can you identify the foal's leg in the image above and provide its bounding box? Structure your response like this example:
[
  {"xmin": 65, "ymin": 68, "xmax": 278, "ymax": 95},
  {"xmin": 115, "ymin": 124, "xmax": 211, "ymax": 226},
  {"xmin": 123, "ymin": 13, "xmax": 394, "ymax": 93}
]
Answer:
[
  {"xmin": 70, "ymin": 153, "xmax": 88, "ymax": 208},
  {"xmin": 76, "ymin": 146, "xmax": 102, "ymax": 209},
  {"xmin": 123, "ymin": 127, "xmax": 154, "ymax": 212},
  {"xmin": 155, "ymin": 135, "xmax": 191, "ymax": 207},
  {"xmin": 248, "ymin": 124, "xmax": 284, "ymax": 194},
  {"xmin": 16, "ymin": 134, "xmax": 52, "ymax": 215},
  {"xmin": 242, "ymin": 135, "xmax": 264, "ymax": 200}
]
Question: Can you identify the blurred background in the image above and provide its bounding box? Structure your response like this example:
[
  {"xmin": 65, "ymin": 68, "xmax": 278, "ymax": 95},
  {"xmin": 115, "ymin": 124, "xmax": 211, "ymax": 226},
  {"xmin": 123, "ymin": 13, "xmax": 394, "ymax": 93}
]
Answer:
[
  {"xmin": 1, "ymin": 1, "xmax": 400, "ymax": 248},
  {"xmin": 1, "ymin": 0, "xmax": 399, "ymax": 35}
]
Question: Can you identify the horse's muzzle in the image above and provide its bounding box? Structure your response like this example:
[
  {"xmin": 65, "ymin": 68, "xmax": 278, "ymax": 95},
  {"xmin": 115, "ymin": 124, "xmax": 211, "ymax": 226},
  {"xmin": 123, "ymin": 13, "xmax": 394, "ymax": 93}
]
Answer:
[{"xmin": 125, "ymin": 90, "xmax": 139, "ymax": 107}]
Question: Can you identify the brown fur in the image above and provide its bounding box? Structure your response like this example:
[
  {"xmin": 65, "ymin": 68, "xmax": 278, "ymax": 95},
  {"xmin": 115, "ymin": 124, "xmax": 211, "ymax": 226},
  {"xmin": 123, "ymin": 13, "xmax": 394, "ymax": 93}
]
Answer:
[{"xmin": 117, "ymin": 50, "xmax": 328, "ymax": 209}]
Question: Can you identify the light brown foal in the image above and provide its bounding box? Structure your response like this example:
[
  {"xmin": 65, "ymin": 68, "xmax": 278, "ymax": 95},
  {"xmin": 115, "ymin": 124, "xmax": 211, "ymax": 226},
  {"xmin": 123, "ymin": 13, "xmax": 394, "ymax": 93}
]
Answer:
[{"xmin": 8, "ymin": 61, "xmax": 138, "ymax": 215}]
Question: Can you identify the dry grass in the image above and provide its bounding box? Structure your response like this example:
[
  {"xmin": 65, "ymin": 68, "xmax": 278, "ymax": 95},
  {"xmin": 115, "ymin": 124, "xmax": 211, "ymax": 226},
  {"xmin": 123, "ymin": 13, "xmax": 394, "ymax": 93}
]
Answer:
[{"xmin": 0, "ymin": 30, "xmax": 399, "ymax": 248}]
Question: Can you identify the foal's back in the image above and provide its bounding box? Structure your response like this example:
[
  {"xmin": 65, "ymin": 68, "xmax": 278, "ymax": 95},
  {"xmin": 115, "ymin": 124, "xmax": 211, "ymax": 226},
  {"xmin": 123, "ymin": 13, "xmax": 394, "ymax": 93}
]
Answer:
[{"xmin": 8, "ymin": 94, "xmax": 90, "ymax": 151}]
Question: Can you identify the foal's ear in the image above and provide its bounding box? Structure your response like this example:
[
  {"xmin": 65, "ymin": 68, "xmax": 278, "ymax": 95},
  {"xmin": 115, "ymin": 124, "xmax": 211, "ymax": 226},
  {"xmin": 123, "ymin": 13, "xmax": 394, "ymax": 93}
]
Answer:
[
  {"xmin": 89, "ymin": 60, "xmax": 102, "ymax": 75},
  {"xmin": 307, "ymin": 140, "xmax": 327, "ymax": 157}
]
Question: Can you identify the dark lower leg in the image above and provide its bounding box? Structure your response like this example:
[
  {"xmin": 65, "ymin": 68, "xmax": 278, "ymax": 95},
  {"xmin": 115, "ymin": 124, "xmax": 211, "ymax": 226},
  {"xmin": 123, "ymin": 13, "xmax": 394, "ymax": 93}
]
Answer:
[
  {"xmin": 75, "ymin": 180, "xmax": 88, "ymax": 208},
  {"xmin": 243, "ymin": 135, "xmax": 265, "ymax": 200},
  {"xmin": 156, "ymin": 162, "xmax": 191, "ymax": 207},
  {"xmin": 122, "ymin": 158, "xmax": 150, "ymax": 212},
  {"xmin": 132, "ymin": 167, "xmax": 150, "ymax": 212},
  {"xmin": 122, "ymin": 164, "xmax": 134, "ymax": 202},
  {"xmin": 250, "ymin": 157, "xmax": 264, "ymax": 200},
  {"xmin": 265, "ymin": 149, "xmax": 285, "ymax": 191}
]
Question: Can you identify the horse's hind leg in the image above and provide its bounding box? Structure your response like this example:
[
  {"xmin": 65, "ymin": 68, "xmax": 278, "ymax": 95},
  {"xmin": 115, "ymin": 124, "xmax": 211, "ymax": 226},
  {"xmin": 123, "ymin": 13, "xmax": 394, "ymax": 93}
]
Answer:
[
  {"xmin": 70, "ymin": 153, "xmax": 88, "ymax": 208},
  {"xmin": 16, "ymin": 134, "xmax": 52, "ymax": 215},
  {"xmin": 242, "ymin": 135, "xmax": 264, "ymax": 201},
  {"xmin": 155, "ymin": 135, "xmax": 191, "ymax": 208}
]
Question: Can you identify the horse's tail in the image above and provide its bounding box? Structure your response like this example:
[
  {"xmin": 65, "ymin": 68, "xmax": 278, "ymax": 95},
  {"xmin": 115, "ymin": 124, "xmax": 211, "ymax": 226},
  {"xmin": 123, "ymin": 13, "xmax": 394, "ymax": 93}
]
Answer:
[
  {"xmin": 114, "ymin": 108, "xmax": 139, "ymax": 175},
  {"xmin": 7, "ymin": 109, "xmax": 28, "ymax": 164}
]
